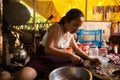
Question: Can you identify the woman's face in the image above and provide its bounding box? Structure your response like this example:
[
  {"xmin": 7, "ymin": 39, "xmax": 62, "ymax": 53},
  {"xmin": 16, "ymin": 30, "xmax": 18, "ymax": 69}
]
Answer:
[{"xmin": 66, "ymin": 17, "xmax": 84, "ymax": 34}]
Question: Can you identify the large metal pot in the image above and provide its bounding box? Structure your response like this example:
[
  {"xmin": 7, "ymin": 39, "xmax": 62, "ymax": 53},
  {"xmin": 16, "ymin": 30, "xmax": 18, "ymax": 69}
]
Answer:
[
  {"xmin": 49, "ymin": 66, "xmax": 92, "ymax": 80},
  {"xmin": 3, "ymin": 2, "xmax": 30, "ymax": 25}
]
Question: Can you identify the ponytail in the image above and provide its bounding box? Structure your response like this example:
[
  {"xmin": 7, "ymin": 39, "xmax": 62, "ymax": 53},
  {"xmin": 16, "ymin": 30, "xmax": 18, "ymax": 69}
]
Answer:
[{"xmin": 58, "ymin": 16, "xmax": 65, "ymax": 25}]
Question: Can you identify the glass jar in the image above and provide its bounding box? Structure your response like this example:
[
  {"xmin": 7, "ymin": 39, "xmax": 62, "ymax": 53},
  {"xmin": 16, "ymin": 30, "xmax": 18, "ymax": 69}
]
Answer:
[
  {"xmin": 89, "ymin": 46, "xmax": 98, "ymax": 58},
  {"xmin": 98, "ymin": 48, "xmax": 108, "ymax": 57}
]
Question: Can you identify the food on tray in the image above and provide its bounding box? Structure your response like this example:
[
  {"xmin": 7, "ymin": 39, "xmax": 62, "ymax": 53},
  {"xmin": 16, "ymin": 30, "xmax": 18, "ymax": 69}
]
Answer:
[
  {"xmin": 94, "ymin": 68, "xmax": 114, "ymax": 76},
  {"xmin": 107, "ymin": 53, "xmax": 120, "ymax": 65}
]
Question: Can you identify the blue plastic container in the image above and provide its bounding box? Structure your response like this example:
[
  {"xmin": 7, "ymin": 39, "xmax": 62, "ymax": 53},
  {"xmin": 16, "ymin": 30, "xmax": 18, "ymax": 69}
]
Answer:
[{"xmin": 77, "ymin": 29, "xmax": 102, "ymax": 47}]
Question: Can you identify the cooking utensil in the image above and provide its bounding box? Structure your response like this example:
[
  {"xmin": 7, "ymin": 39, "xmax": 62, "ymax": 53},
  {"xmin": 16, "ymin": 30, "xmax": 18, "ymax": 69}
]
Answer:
[
  {"xmin": 49, "ymin": 66, "xmax": 92, "ymax": 80},
  {"xmin": 4, "ymin": 2, "xmax": 30, "ymax": 25},
  {"xmin": 13, "ymin": 45, "xmax": 27, "ymax": 60}
]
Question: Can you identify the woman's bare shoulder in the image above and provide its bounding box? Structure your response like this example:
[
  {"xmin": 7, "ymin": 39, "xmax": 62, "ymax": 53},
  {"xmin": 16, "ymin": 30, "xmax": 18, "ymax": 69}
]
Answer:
[{"xmin": 49, "ymin": 23, "xmax": 60, "ymax": 31}]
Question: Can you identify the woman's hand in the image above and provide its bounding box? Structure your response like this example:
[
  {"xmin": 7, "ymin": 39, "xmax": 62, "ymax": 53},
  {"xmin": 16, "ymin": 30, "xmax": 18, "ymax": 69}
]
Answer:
[
  {"xmin": 89, "ymin": 58, "xmax": 101, "ymax": 68},
  {"xmin": 84, "ymin": 58, "xmax": 101, "ymax": 69},
  {"xmin": 69, "ymin": 53, "xmax": 84, "ymax": 64}
]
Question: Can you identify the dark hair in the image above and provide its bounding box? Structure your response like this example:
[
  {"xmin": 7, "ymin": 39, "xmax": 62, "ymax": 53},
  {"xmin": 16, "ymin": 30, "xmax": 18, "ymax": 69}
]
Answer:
[{"xmin": 59, "ymin": 8, "xmax": 84, "ymax": 24}]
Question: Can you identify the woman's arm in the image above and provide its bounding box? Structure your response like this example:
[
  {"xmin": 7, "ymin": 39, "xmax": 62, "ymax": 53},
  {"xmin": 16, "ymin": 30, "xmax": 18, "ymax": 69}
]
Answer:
[
  {"xmin": 71, "ymin": 37, "xmax": 102, "ymax": 67},
  {"xmin": 44, "ymin": 23, "xmax": 84, "ymax": 64},
  {"xmin": 70, "ymin": 36, "xmax": 92, "ymax": 60},
  {"xmin": 70, "ymin": 35, "xmax": 101, "ymax": 67},
  {"xmin": 44, "ymin": 23, "xmax": 73, "ymax": 57},
  {"xmin": 45, "ymin": 24, "xmax": 83, "ymax": 64}
]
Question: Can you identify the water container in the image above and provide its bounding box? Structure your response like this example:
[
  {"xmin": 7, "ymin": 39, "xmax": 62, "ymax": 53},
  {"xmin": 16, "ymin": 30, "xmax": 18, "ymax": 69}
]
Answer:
[
  {"xmin": 101, "ymin": 40, "xmax": 107, "ymax": 48},
  {"xmin": 89, "ymin": 46, "xmax": 98, "ymax": 58}
]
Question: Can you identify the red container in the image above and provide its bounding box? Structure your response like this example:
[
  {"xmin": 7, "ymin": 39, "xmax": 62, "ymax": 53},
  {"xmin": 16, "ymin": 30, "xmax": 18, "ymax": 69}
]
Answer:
[
  {"xmin": 82, "ymin": 43, "xmax": 89, "ymax": 51},
  {"xmin": 82, "ymin": 43, "xmax": 89, "ymax": 54},
  {"xmin": 66, "ymin": 47, "xmax": 73, "ymax": 53},
  {"xmin": 89, "ymin": 43, "xmax": 96, "ymax": 47},
  {"xmin": 77, "ymin": 43, "xmax": 83, "ymax": 49},
  {"xmin": 99, "ymin": 48, "xmax": 108, "ymax": 57}
]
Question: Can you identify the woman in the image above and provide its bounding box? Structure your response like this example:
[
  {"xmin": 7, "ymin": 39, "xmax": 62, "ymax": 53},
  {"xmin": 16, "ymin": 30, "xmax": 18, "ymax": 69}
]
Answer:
[{"xmin": 17, "ymin": 8, "xmax": 101, "ymax": 80}]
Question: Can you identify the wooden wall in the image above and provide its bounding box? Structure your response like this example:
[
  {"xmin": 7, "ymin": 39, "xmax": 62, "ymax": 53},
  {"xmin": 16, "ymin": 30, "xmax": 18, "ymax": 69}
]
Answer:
[{"xmin": 79, "ymin": 21, "xmax": 112, "ymax": 41}]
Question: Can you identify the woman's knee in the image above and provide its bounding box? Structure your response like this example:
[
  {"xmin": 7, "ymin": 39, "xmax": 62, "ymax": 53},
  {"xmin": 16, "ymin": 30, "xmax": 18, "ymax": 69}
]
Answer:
[{"xmin": 18, "ymin": 67, "xmax": 37, "ymax": 80}]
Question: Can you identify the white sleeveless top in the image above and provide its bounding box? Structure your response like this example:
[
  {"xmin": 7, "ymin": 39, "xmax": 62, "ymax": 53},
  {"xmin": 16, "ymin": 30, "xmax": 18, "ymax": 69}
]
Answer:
[{"xmin": 40, "ymin": 24, "xmax": 73, "ymax": 49}]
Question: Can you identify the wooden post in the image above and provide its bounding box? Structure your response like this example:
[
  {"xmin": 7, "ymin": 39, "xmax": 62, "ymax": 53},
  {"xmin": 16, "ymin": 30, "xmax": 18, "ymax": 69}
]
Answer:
[
  {"xmin": 85, "ymin": 0, "xmax": 88, "ymax": 20},
  {"xmin": 10, "ymin": 0, "xmax": 20, "ymax": 2},
  {"xmin": 2, "ymin": 0, "xmax": 11, "ymax": 65},
  {"xmin": 0, "ymin": 0, "xmax": 2, "ymax": 63},
  {"xmin": 32, "ymin": 0, "xmax": 36, "ymax": 54}
]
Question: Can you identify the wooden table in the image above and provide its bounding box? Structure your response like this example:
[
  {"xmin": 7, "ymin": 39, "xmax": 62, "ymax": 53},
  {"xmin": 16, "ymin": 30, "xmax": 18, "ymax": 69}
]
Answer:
[{"xmin": 90, "ymin": 62, "xmax": 120, "ymax": 80}]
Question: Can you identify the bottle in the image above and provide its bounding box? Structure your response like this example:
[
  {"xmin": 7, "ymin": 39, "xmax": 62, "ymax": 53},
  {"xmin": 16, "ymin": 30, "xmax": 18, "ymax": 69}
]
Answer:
[
  {"xmin": 101, "ymin": 40, "xmax": 107, "ymax": 48},
  {"xmin": 89, "ymin": 46, "xmax": 98, "ymax": 58}
]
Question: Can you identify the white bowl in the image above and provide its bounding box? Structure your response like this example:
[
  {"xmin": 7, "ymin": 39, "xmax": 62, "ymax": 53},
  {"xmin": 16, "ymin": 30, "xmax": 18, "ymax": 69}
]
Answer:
[
  {"xmin": 89, "ymin": 56, "xmax": 109, "ymax": 66},
  {"xmin": 98, "ymin": 56, "xmax": 109, "ymax": 66}
]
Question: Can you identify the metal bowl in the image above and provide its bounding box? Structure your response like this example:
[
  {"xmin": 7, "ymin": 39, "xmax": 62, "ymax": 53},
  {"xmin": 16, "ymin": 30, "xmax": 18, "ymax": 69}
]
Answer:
[{"xmin": 49, "ymin": 66, "xmax": 92, "ymax": 80}]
